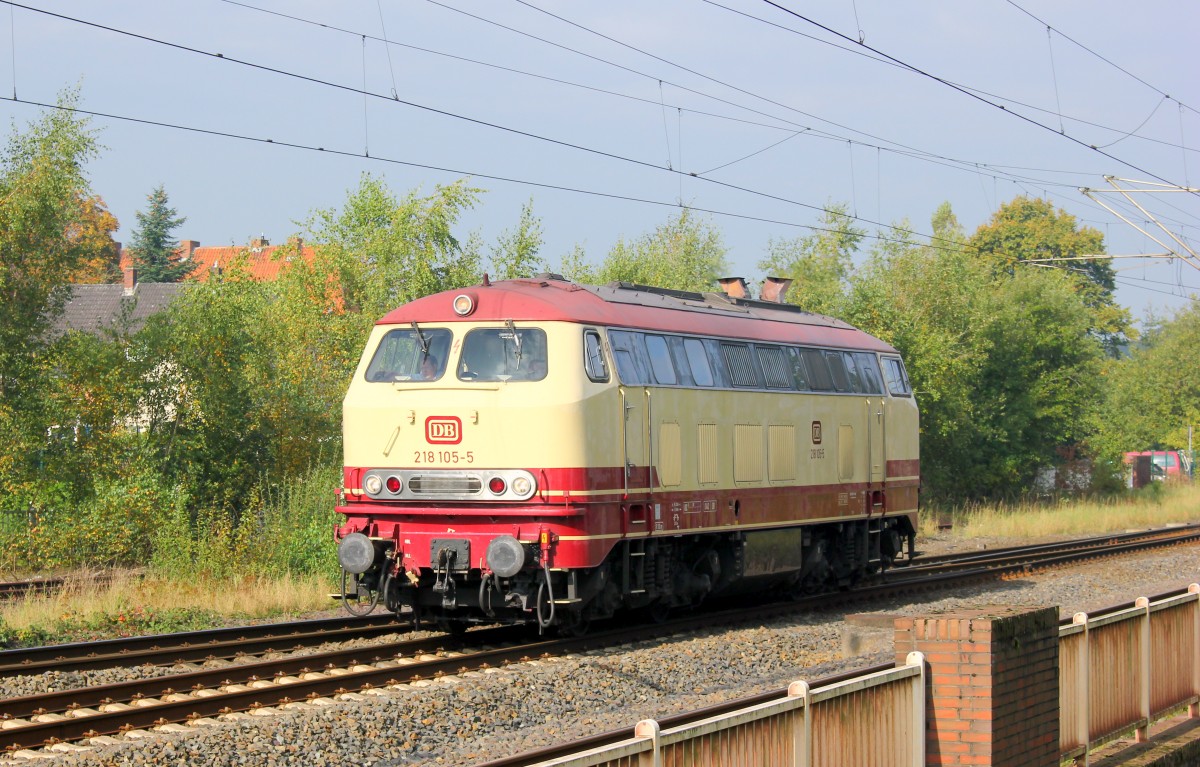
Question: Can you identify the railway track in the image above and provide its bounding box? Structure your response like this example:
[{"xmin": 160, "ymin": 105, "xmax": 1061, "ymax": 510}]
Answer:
[
  {"xmin": 0, "ymin": 614, "xmax": 407, "ymax": 676},
  {"xmin": 2, "ymin": 524, "xmax": 1197, "ymax": 757}
]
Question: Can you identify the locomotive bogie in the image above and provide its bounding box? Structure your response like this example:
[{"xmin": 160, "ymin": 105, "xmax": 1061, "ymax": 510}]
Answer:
[{"xmin": 335, "ymin": 277, "xmax": 919, "ymax": 630}]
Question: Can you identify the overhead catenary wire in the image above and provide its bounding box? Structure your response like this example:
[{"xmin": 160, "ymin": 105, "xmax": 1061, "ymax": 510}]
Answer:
[
  {"xmin": 753, "ymin": 0, "xmax": 1195, "ymax": 194},
  {"xmin": 215, "ymin": 0, "xmax": 1168, "ymax": 194}
]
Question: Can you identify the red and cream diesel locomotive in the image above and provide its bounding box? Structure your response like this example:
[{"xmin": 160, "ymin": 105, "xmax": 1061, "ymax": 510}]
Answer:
[{"xmin": 334, "ymin": 275, "xmax": 919, "ymax": 632}]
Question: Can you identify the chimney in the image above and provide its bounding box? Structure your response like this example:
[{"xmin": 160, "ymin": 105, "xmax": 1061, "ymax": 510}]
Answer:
[
  {"xmin": 760, "ymin": 277, "xmax": 793, "ymax": 303},
  {"xmin": 180, "ymin": 240, "xmax": 199, "ymax": 260},
  {"xmin": 251, "ymin": 235, "xmax": 269, "ymax": 249},
  {"xmin": 123, "ymin": 266, "xmax": 137, "ymax": 296},
  {"xmin": 718, "ymin": 277, "xmax": 749, "ymax": 299}
]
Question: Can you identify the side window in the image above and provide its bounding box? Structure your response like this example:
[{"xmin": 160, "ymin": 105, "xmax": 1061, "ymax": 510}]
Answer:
[
  {"xmin": 583, "ymin": 330, "xmax": 609, "ymax": 383},
  {"xmin": 720, "ymin": 342, "xmax": 760, "ymax": 388},
  {"xmin": 881, "ymin": 357, "xmax": 912, "ymax": 396},
  {"xmin": 800, "ymin": 348, "xmax": 834, "ymax": 391},
  {"xmin": 703, "ymin": 339, "xmax": 731, "ymax": 388},
  {"xmin": 785, "ymin": 348, "xmax": 811, "ymax": 391},
  {"xmin": 683, "ymin": 338, "xmax": 714, "ymax": 386},
  {"xmin": 842, "ymin": 352, "xmax": 863, "ymax": 393},
  {"xmin": 824, "ymin": 350, "xmax": 852, "ymax": 392},
  {"xmin": 609, "ymin": 330, "xmax": 652, "ymax": 385},
  {"xmin": 757, "ymin": 345, "xmax": 793, "ymax": 389},
  {"xmin": 853, "ymin": 352, "xmax": 884, "ymax": 394},
  {"xmin": 644, "ymin": 334, "xmax": 677, "ymax": 385}
]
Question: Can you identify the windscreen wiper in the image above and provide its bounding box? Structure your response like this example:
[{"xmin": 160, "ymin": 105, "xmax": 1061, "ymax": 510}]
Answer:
[{"xmin": 411, "ymin": 321, "xmax": 430, "ymax": 357}]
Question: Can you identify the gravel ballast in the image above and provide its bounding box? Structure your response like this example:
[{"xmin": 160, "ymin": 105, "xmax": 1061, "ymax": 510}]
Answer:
[{"xmin": 4, "ymin": 539, "xmax": 1198, "ymax": 767}]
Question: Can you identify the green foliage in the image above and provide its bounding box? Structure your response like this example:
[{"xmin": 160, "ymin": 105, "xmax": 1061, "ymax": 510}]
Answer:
[
  {"xmin": 128, "ymin": 184, "xmax": 190, "ymax": 282},
  {"xmin": 567, "ymin": 209, "xmax": 728, "ymax": 292},
  {"xmin": 843, "ymin": 201, "xmax": 1108, "ymax": 501},
  {"xmin": 301, "ymin": 174, "xmax": 482, "ymax": 320},
  {"xmin": 968, "ymin": 196, "xmax": 1131, "ymax": 354},
  {"xmin": 491, "ymin": 197, "xmax": 545, "ymax": 280},
  {"xmin": 758, "ymin": 202, "xmax": 864, "ymax": 315},
  {"xmin": 1091, "ymin": 302, "xmax": 1200, "ymax": 462},
  {"xmin": 0, "ymin": 89, "xmax": 104, "ymax": 500}
]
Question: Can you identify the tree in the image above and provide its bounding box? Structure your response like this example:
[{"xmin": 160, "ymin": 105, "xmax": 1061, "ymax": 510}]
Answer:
[
  {"xmin": 758, "ymin": 202, "xmax": 864, "ymax": 316},
  {"xmin": 565, "ymin": 209, "xmax": 728, "ymax": 292},
  {"xmin": 64, "ymin": 194, "xmax": 122, "ymax": 283},
  {"xmin": 0, "ymin": 89, "xmax": 105, "ymax": 510},
  {"xmin": 491, "ymin": 198, "xmax": 545, "ymax": 280},
  {"xmin": 129, "ymin": 184, "xmax": 190, "ymax": 283},
  {"xmin": 1091, "ymin": 302, "xmax": 1200, "ymax": 461},
  {"xmin": 301, "ymin": 174, "xmax": 482, "ymax": 320},
  {"xmin": 969, "ymin": 197, "xmax": 1131, "ymax": 354}
]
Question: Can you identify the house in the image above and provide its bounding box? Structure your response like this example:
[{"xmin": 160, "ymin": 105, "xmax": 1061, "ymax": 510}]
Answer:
[{"xmin": 57, "ymin": 236, "xmax": 314, "ymax": 337}]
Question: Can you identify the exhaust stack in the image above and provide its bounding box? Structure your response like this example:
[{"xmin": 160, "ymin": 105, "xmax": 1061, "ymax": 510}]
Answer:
[
  {"xmin": 718, "ymin": 277, "xmax": 749, "ymax": 299},
  {"xmin": 760, "ymin": 277, "xmax": 793, "ymax": 303}
]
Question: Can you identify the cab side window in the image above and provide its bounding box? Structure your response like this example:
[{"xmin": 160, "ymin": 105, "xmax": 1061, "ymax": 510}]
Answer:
[
  {"xmin": 583, "ymin": 330, "xmax": 609, "ymax": 383},
  {"xmin": 881, "ymin": 357, "xmax": 912, "ymax": 396}
]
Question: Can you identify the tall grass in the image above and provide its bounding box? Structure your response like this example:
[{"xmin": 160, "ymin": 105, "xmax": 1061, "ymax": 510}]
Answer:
[
  {"xmin": 920, "ymin": 482, "xmax": 1200, "ymax": 539},
  {"xmin": 0, "ymin": 571, "xmax": 334, "ymax": 646}
]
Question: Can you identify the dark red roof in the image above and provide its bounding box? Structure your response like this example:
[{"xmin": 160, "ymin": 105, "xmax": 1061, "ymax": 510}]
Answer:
[{"xmin": 377, "ymin": 277, "xmax": 896, "ymax": 353}]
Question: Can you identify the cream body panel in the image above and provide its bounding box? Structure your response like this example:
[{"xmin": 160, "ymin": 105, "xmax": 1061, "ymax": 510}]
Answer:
[{"xmin": 343, "ymin": 322, "xmax": 617, "ymax": 472}]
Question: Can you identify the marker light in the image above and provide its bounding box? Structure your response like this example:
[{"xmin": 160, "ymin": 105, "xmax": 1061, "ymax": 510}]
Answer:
[
  {"xmin": 452, "ymin": 293, "xmax": 476, "ymax": 316},
  {"xmin": 488, "ymin": 477, "xmax": 507, "ymax": 495},
  {"xmin": 364, "ymin": 474, "xmax": 382, "ymax": 495},
  {"xmin": 386, "ymin": 475, "xmax": 403, "ymax": 494}
]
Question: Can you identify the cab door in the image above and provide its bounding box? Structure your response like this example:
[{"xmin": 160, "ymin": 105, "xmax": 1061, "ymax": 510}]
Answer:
[{"xmin": 619, "ymin": 386, "xmax": 652, "ymax": 529}]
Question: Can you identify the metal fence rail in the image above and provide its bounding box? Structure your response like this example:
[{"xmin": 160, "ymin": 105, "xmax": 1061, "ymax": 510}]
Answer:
[
  {"xmin": 1059, "ymin": 583, "xmax": 1200, "ymax": 765},
  {"xmin": 530, "ymin": 653, "xmax": 926, "ymax": 767}
]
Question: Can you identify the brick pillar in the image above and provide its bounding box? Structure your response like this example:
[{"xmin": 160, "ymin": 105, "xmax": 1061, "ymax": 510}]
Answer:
[{"xmin": 894, "ymin": 606, "xmax": 1059, "ymax": 767}]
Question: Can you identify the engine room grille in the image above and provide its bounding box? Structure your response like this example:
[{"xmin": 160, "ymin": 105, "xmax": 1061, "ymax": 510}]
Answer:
[{"xmin": 407, "ymin": 475, "xmax": 482, "ymax": 494}]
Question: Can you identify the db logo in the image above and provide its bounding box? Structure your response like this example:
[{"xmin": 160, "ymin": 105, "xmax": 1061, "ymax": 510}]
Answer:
[
  {"xmin": 425, "ymin": 416, "xmax": 462, "ymax": 445},
  {"xmin": 811, "ymin": 421, "xmax": 823, "ymax": 445}
]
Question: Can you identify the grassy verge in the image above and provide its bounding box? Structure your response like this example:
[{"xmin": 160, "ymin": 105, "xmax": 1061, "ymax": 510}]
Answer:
[
  {"xmin": 919, "ymin": 482, "xmax": 1200, "ymax": 540},
  {"xmin": 0, "ymin": 571, "xmax": 336, "ymax": 648}
]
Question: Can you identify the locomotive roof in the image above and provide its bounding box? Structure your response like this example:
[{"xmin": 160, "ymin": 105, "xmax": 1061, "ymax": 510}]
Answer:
[{"xmin": 376, "ymin": 275, "xmax": 898, "ymax": 353}]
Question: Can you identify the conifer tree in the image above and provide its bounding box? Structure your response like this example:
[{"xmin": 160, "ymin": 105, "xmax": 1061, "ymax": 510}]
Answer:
[{"xmin": 129, "ymin": 185, "xmax": 190, "ymax": 282}]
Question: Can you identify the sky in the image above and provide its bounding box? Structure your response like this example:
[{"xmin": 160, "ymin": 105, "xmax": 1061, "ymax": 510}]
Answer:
[{"xmin": 3, "ymin": 0, "xmax": 1198, "ymax": 324}]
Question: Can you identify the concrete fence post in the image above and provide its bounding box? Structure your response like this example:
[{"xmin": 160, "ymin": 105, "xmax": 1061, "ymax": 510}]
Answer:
[
  {"xmin": 1073, "ymin": 611, "xmax": 1091, "ymax": 767},
  {"xmin": 787, "ymin": 680, "xmax": 811, "ymax": 767},
  {"xmin": 1191, "ymin": 584, "xmax": 1200, "ymax": 720},
  {"xmin": 1136, "ymin": 596, "xmax": 1151, "ymax": 743}
]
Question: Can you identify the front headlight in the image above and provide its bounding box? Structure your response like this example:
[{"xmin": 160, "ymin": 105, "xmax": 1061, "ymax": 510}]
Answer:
[
  {"xmin": 364, "ymin": 474, "xmax": 383, "ymax": 495},
  {"xmin": 511, "ymin": 475, "xmax": 533, "ymax": 497}
]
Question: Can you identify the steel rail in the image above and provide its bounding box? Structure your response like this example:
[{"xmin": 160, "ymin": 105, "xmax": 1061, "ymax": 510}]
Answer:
[{"xmin": 0, "ymin": 614, "xmax": 406, "ymax": 676}]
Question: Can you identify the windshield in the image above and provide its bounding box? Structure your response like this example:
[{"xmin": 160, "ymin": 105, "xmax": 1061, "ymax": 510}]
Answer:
[
  {"xmin": 365, "ymin": 328, "xmax": 452, "ymax": 382},
  {"xmin": 458, "ymin": 328, "xmax": 547, "ymax": 382}
]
